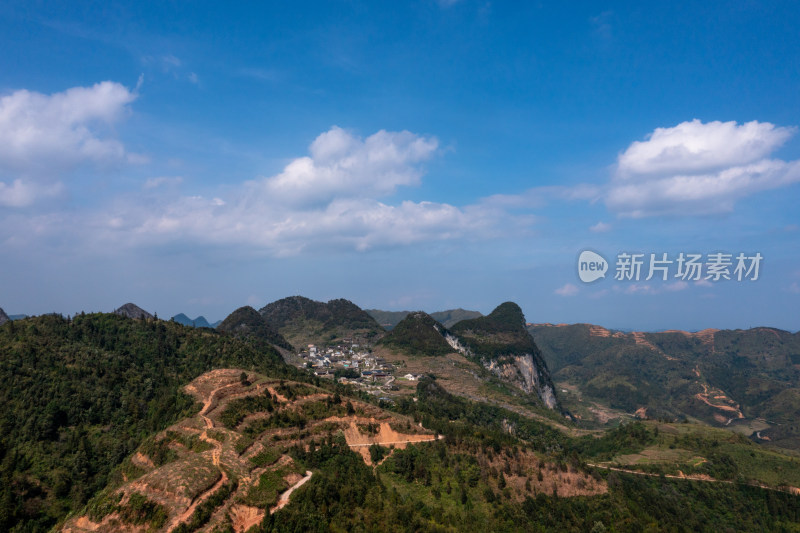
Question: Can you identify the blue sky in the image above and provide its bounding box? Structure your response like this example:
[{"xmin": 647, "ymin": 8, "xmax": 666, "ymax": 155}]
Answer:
[{"xmin": 1, "ymin": 1, "xmax": 799, "ymax": 331}]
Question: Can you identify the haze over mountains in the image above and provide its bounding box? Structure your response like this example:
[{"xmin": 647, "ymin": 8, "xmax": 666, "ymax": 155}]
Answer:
[
  {"xmin": 366, "ymin": 308, "xmax": 483, "ymax": 330},
  {"xmin": 170, "ymin": 313, "xmax": 218, "ymax": 329}
]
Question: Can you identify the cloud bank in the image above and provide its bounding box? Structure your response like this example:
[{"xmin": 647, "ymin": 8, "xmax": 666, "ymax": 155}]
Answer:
[
  {"xmin": 607, "ymin": 119, "xmax": 800, "ymax": 217},
  {"xmin": 0, "ymin": 81, "xmax": 138, "ymax": 207},
  {"xmin": 95, "ymin": 126, "xmax": 501, "ymax": 255}
]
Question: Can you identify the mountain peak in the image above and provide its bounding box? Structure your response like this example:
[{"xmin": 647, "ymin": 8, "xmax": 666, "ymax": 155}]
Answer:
[
  {"xmin": 172, "ymin": 313, "xmax": 212, "ymax": 328},
  {"xmin": 0, "ymin": 307, "xmax": 8, "ymax": 326},
  {"xmin": 259, "ymin": 296, "xmax": 383, "ymax": 347},
  {"xmin": 217, "ymin": 306, "xmax": 294, "ymax": 351},
  {"xmin": 114, "ymin": 303, "xmax": 153, "ymax": 320},
  {"xmin": 487, "ymin": 301, "xmax": 525, "ymax": 326},
  {"xmin": 378, "ymin": 311, "xmax": 454, "ymax": 356}
]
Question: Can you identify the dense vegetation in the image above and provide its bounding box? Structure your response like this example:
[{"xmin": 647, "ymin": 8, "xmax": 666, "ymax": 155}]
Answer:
[
  {"xmin": 451, "ymin": 302, "xmax": 542, "ymax": 358},
  {"xmin": 398, "ymin": 377, "xmax": 566, "ymax": 453},
  {"xmin": 217, "ymin": 306, "xmax": 294, "ymax": 351},
  {"xmin": 530, "ymin": 323, "xmax": 800, "ymax": 445},
  {"xmin": 378, "ymin": 312, "xmax": 454, "ymax": 357},
  {"xmin": 259, "ymin": 296, "xmax": 385, "ymax": 347},
  {"xmin": 0, "ymin": 313, "xmax": 300, "ymax": 532},
  {"xmin": 255, "ymin": 415, "xmax": 800, "ymax": 532},
  {"xmin": 3, "ymin": 308, "xmax": 800, "ymax": 531}
]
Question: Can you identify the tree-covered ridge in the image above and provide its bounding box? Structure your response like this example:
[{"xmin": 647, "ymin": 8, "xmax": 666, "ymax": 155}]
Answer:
[
  {"xmin": 366, "ymin": 308, "xmax": 483, "ymax": 330},
  {"xmin": 259, "ymin": 296, "xmax": 384, "ymax": 347},
  {"xmin": 217, "ymin": 306, "xmax": 294, "ymax": 351},
  {"xmin": 451, "ymin": 302, "xmax": 539, "ymax": 358},
  {"xmin": 264, "ymin": 377, "xmax": 800, "ymax": 532},
  {"xmin": 0, "ymin": 313, "xmax": 299, "ymax": 532},
  {"xmin": 378, "ymin": 311, "xmax": 454, "ymax": 356},
  {"xmin": 529, "ymin": 323, "xmax": 800, "ymax": 447}
]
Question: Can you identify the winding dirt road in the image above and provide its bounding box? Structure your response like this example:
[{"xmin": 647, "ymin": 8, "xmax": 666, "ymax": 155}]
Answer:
[
  {"xmin": 270, "ymin": 471, "xmax": 313, "ymax": 514},
  {"xmin": 166, "ymin": 382, "xmax": 234, "ymax": 532}
]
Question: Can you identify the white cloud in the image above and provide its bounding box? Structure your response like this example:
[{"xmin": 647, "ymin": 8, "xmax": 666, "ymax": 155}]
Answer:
[
  {"xmin": 617, "ymin": 119, "xmax": 793, "ymax": 177},
  {"xmin": 664, "ymin": 281, "xmax": 688, "ymax": 292},
  {"xmin": 262, "ymin": 126, "xmax": 438, "ymax": 207},
  {"xmin": 0, "ymin": 179, "xmax": 64, "ymax": 207},
  {"xmin": 554, "ymin": 283, "xmax": 579, "ymax": 296},
  {"xmin": 0, "ymin": 81, "xmax": 137, "ymax": 206},
  {"xmin": 143, "ymin": 176, "xmax": 183, "ymax": 189},
  {"xmin": 589, "ymin": 221, "xmax": 611, "ymax": 233},
  {"xmin": 624, "ymin": 284, "xmax": 655, "ymax": 295},
  {"xmin": 482, "ymin": 184, "xmax": 601, "ymax": 209},
  {"xmin": 608, "ymin": 119, "xmax": 800, "ymax": 217},
  {"xmin": 60, "ymin": 126, "xmax": 502, "ymax": 256}
]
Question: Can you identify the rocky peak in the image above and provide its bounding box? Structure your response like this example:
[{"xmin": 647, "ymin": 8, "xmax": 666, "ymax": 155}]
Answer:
[{"xmin": 114, "ymin": 303, "xmax": 153, "ymax": 320}]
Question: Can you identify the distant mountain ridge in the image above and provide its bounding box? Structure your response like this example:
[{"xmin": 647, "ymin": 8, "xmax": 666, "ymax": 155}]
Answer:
[
  {"xmin": 259, "ymin": 296, "xmax": 384, "ymax": 348},
  {"xmin": 171, "ymin": 313, "xmax": 213, "ymax": 328},
  {"xmin": 217, "ymin": 306, "xmax": 294, "ymax": 351},
  {"xmin": 366, "ymin": 308, "xmax": 483, "ymax": 329},
  {"xmin": 0, "ymin": 308, "xmax": 8, "ymax": 326},
  {"xmin": 113, "ymin": 302, "xmax": 153, "ymax": 320},
  {"xmin": 528, "ymin": 322, "xmax": 800, "ymax": 448}
]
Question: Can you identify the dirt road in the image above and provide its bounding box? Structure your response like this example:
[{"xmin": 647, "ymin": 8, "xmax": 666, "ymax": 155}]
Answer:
[{"xmin": 270, "ymin": 471, "xmax": 313, "ymax": 514}]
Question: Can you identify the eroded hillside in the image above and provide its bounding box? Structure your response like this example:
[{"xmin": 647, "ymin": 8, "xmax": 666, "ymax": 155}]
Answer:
[{"xmin": 62, "ymin": 369, "xmax": 606, "ymax": 532}]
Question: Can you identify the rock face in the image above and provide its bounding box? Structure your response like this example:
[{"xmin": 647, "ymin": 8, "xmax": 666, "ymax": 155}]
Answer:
[
  {"xmin": 113, "ymin": 303, "xmax": 153, "ymax": 320},
  {"xmin": 450, "ymin": 302, "xmax": 559, "ymax": 410},
  {"xmin": 0, "ymin": 307, "xmax": 8, "ymax": 326},
  {"xmin": 484, "ymin": 354, "xmax": 558, "ymax": 409}
]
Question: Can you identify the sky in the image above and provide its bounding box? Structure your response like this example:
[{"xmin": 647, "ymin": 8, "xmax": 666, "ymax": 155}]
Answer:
[{"xmin": 1, "ymin": 1, "xmax": 799, "ymax": 331}]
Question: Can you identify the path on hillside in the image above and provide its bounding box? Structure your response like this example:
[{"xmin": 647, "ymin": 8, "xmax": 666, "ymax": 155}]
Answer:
[
  {"xmin": 347, "ymin": 435, "xmax": 443, "ymax": 447},
  {"xmin": 167, "ymin": 382, "xmax": 235, "ymax": 532},
  {"xmin": 270, "ymin": 471, "xmax": 313, "ymax": 514},
  {"xmin": 587, "ymin": 463, "xmax": 800, "ymax": 495}
]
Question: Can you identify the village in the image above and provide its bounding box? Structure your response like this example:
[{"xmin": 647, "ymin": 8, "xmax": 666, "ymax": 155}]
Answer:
[{"xmin": 294, "ymin": 340, "xmax": 422, "ymax": 401}]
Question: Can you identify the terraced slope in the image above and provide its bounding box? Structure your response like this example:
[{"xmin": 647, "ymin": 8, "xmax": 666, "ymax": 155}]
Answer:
[{"xmin": 62, "ymin": 369, "xmax": 440, "ymax": 532}]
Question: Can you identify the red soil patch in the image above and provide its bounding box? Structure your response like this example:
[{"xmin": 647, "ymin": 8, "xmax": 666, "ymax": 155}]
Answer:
[{"xmin": 230, "ymin": 504, "xmax": 264, "ymax": 533}]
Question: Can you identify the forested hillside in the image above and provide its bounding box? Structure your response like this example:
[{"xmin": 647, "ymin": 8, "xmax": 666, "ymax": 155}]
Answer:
[
  {"xmin": 260, "ymin": 296, "xmax": 384, "ymax": 347},
  {"xmin": 0, "ymin": 313, "xmax": 301, "ymax": 532},
  {"xmin": 529, "ymin": 323, "xmax": 800, "ymax": 447}
]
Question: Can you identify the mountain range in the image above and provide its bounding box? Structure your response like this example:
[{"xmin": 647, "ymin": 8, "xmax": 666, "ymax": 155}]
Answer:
[
  {"xmin": 2, "ymin": 299, "xmax": 800, "ymax": 531},
  {"xmin": 366, "ymin": 308, "xmax": 483, "ymax": 329},
  {"xmin": 170, "ymin": 313, "xmax": 220, "ymax": 328},
  {"xmin": 528, "ymin": 322, "xmax": 800, "ymax": 448},
  {"xmin": 259, "ymin": 296, "xmax": 384, "ymax": 348}
]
